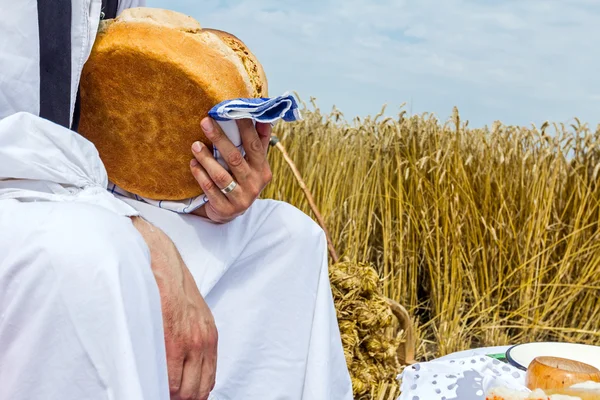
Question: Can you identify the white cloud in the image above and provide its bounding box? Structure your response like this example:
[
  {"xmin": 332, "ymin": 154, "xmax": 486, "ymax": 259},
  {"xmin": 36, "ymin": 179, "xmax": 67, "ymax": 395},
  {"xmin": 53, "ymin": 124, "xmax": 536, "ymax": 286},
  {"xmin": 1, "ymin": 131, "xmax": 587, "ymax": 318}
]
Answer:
[{"xmin": 145, "ymin": 0, "xmax": 600, "ymax": 128}]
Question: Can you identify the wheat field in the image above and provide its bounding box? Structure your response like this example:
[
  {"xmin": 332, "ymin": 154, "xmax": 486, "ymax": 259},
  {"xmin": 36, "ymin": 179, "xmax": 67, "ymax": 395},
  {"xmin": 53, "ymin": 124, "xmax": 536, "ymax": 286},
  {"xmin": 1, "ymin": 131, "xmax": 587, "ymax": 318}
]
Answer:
[{"xmin": 263, "ymin": 97, "xmax": 600, "ymax": 367}]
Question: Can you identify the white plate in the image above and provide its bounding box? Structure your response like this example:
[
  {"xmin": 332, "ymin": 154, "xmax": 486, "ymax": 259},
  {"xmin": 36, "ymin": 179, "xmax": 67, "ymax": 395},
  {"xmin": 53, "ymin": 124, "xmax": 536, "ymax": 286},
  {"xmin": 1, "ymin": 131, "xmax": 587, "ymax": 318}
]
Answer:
[{"xmin": 506, "ymin": 342, "xmax": 600, "ymax": 371}]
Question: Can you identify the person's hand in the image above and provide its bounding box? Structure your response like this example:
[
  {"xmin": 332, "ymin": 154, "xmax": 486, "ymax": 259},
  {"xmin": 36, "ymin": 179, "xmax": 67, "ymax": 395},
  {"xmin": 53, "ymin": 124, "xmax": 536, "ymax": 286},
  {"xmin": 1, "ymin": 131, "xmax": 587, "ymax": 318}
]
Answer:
[
  {"xmin": 190, "ymin": 117, "xmax": 272, "ymax": 224},
  {"xmin": 131, "ymin": 217, "xmax": 218, "ymax": 400}
]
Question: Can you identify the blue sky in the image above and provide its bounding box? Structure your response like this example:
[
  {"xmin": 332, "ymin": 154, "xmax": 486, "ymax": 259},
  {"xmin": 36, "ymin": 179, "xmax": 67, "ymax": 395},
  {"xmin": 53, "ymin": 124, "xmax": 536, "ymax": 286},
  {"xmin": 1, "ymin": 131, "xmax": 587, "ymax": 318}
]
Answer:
[{"xmin": 146, "ymin": 0, "xmax": 599, "ymax": 129}]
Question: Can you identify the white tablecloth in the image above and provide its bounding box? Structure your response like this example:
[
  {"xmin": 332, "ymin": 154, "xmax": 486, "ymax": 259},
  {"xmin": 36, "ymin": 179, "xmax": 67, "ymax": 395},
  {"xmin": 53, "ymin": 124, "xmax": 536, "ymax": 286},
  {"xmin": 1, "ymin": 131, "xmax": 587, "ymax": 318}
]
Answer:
[{"xmin": 398, "ymin": 345, "xmax": 528, "ymax": 400}]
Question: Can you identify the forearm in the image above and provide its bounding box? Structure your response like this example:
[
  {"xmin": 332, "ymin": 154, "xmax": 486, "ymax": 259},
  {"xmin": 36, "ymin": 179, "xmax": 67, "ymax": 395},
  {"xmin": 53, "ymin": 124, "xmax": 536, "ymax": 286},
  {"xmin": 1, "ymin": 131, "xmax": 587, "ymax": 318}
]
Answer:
[
  {"xmin": 130, "ymin": 216, "xmax": 186, "ymax": 293},
  {"xmin": 130, "ymin": 216, "xmax": 217, "ymax": 399}
]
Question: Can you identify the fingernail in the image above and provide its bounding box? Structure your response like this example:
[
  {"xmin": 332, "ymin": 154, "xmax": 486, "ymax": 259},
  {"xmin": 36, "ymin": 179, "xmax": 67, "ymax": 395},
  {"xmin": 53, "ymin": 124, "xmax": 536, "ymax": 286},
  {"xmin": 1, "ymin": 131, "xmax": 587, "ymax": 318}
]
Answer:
[
  {"xmin": 190, "ymin": 158, "xmax": 199, "ymax": 167},
  {"xmin": 201, "ymin": 118, "xmax": 213, "ymax": 132},
  {"xmin": 192, "ymin": 141, "xmax": 203, "ymax": 153}
]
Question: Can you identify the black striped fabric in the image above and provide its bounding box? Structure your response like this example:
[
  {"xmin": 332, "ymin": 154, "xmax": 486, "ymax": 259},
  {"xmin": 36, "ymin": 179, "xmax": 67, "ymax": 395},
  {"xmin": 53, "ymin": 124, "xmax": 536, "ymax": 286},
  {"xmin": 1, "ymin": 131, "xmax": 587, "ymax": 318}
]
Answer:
[
  {"xmin": 103, "ymin": 0, "xmax": 120, "ymax": 19},
  {"xmin": 37, "ymin": 0, "xmax": 72, "ymax": 128}
]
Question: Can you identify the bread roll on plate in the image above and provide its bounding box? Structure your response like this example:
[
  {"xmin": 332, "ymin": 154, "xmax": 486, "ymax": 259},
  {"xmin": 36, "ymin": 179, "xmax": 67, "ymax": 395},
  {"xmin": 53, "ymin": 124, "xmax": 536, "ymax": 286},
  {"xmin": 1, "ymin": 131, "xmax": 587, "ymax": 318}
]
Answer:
[{"xmin": 79, "ymin": 7, "xmax": 268, "ymax": 200}]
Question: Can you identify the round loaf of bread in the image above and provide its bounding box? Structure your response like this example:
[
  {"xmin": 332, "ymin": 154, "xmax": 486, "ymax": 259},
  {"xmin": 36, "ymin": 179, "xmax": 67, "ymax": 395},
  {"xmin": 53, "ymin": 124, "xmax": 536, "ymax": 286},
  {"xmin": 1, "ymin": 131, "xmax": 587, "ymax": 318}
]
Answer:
[{"xmin": 78, "ymin": 7, "xmax": 268, "ymax": 200}]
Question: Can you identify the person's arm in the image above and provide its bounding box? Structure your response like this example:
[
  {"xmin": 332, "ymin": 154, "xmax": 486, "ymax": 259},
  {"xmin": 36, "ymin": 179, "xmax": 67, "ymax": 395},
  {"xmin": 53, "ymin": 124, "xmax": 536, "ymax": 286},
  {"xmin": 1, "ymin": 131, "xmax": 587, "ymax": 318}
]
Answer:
[
  {"xmin": 128, "ymin": 117, "xmax": 273, "ymax": 398},
  {"xmin": 190, "ymin": 117, "xmax": 273, "ymax": 223},
  {"xmin": 0, "ymin": 112, "xmax": 217, "ymax": 400},
  {"xmin": 128, "ymin": 117, "xmax": 273, "ymax": 399},
  {"xmin": 131, "ymin": 216, "xmax": 217, "ymax": 400}
]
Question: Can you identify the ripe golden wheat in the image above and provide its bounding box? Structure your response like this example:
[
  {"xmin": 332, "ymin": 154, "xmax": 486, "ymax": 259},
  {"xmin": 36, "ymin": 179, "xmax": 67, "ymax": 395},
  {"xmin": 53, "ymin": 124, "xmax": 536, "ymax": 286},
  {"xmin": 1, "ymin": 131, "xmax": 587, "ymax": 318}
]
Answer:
[{"xmin": 264, "ymin": 97, "xmax": 600, "ymax": 367}]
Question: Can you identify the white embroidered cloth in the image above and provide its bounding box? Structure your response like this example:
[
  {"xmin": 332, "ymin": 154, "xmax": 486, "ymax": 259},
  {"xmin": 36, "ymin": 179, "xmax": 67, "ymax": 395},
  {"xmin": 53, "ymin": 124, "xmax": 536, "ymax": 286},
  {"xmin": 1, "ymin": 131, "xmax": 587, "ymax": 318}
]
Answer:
[{"xmin": 398, "ymin": 347, "xmax": 529, "ymax": 400}]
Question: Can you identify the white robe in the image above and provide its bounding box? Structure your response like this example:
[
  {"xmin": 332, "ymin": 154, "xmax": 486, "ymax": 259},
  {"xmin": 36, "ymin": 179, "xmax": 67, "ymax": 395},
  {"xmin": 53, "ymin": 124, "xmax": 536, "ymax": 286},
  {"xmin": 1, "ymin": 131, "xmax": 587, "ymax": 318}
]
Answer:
[{"xmin": 0, "ymin": 1, "xmax": 353, "ymax": 399}]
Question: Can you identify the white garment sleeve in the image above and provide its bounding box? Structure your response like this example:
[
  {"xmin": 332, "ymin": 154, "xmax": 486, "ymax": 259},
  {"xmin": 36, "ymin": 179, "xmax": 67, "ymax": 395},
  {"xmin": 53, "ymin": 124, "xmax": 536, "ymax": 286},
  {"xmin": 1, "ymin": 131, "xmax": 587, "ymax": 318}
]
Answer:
[{"xmin": 0, "ymin": 112, "xmax": 140, "ymax": 217}]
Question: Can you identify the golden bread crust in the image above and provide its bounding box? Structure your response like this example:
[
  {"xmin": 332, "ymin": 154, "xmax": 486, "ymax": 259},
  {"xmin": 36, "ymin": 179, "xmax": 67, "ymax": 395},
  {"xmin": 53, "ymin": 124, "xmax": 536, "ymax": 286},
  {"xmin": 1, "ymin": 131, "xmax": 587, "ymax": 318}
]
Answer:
[
  {"xmin": 79, "ymin": 10, "xmax": 255, "ymax": 200},
  {"xmin": 204, "ymin": 28, "xmax": 269, "ymax": 97},
  {"xmin": 117, "ymin": 7, "xmax": 203, "ymax": 32}
]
